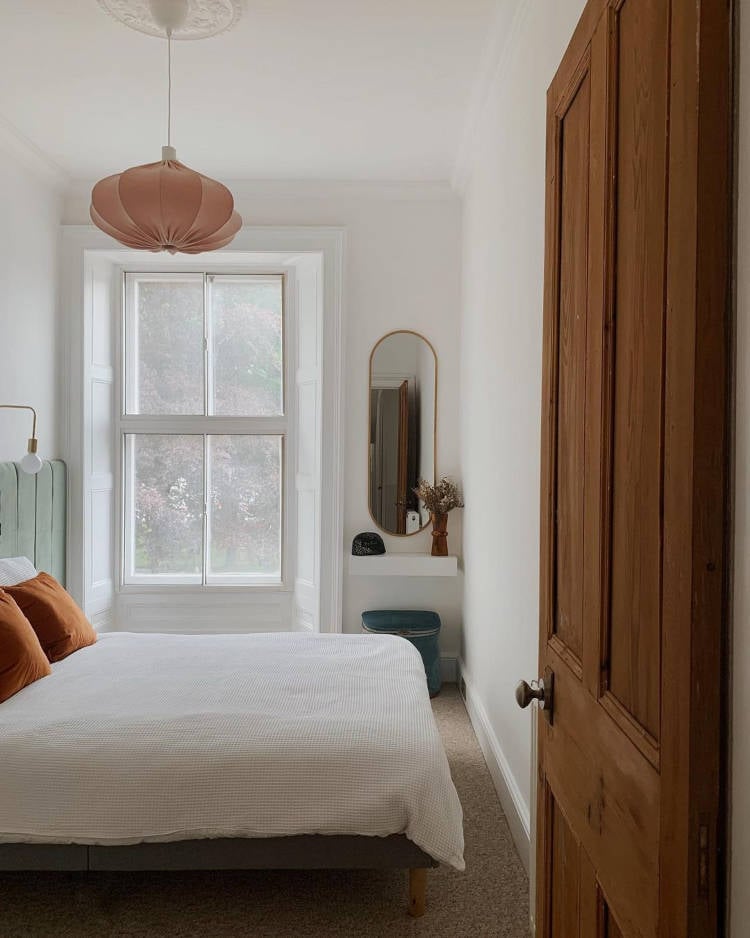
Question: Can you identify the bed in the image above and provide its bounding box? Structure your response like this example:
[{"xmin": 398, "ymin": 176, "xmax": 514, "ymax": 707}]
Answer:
[{"xmin": 0, "ymin": 630, "xmax": 464, "ymax": 916}]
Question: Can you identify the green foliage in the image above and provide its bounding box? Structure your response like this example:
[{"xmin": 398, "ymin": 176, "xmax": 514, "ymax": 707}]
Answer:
[{"xmin": 131, "ymin": 277, "xmax": 283, "ymax": 578}]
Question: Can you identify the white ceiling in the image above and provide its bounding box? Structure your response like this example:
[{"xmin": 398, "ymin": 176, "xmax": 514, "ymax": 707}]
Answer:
[{"xmin": 0, "ymin": 0, "xmax": 500, "ymax": 182}]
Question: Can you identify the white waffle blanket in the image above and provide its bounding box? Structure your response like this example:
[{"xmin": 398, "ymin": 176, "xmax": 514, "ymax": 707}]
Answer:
[{"xmin": 0, "ymin": 632, "xmax": 464, "ymax": 869}]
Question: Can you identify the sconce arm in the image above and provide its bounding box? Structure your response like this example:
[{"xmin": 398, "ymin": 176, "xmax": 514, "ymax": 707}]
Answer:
[{"xmin": 0, "ymin": 404, "xmax": 38, "ymax": 441}]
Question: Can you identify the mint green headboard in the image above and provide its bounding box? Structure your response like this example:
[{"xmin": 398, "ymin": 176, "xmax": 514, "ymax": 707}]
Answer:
[{"xmin": 0, "ymin": 460, "xmax": 66, "ymax": 585}]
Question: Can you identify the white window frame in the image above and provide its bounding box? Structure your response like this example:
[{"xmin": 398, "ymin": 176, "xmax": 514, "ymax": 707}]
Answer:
[
  {"xmin": 62, "ymin": 226, "xmax": 345, "ymax": 635},
  {"xmin": 119, "ymin": 269, "xmax": 294, "ymax": 591}
]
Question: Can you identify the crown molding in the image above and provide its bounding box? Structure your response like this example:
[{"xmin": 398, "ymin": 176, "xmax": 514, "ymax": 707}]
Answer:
[
  {"xmin": 0, "ymin": 114, "xmax": 69, "ymax": 192},
  {"xmin": 451, "ymin": 0, "xmax": 533, "ymax": 194}
]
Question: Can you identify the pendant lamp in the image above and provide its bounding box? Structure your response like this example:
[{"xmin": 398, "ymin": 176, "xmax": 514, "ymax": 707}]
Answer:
[{"xmin": 90, "ymin": 0, "xmax": 242, "ymax": 254}]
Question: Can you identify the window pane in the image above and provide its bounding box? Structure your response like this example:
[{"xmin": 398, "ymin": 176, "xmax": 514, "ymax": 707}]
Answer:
[
  {"xmin": 209, "ymin": 276, "xmax": 283, "ymax": 416},
  {"xmin": 208, "ymin": 435, "xmax": 282, "ymax": 579},
  {"xmin": 126, "ymin": 434, "xmax": 204, "ymax": 580},
  {"xmin": 127, "ymin": 275, "xmax": 204, "ymax": 415}
]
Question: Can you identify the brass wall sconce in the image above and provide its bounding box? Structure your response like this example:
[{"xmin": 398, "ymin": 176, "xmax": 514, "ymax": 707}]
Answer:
[{"xmin": 0, "ymin": 405, "xmax": 43, "ymax": 474}]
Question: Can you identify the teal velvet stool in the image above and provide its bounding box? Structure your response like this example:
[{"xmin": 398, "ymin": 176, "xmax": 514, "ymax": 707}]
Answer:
[{"xmin": 361, "ymin": 610, "xmax": 442, "ymax": 697}]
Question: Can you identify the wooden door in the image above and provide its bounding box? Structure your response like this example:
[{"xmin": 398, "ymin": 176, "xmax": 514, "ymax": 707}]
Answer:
[
  {"xmin": 396, "ymin": 380, "xmax": 409, "ymax": 534},
  {"xmin": 535, "ymin": 0, "xmax": 732, "ymax": 936}
]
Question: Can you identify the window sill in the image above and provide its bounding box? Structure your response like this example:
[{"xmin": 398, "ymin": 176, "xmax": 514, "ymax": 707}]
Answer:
[{"xmin": 117, "ymin": 583, "xmax": 292, "ymax": 595}]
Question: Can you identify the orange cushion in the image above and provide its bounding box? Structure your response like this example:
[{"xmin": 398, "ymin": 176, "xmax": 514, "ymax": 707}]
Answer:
[
  {"xmin": 4, "ymin": 572, "xmax": 97, "ymax": 663},
  {"xmin": 0, "ymin": 592, "xmax": 51, "ymax": 703}
]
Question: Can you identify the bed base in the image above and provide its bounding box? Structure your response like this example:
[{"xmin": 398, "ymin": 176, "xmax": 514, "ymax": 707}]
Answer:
[{"xmin": 0, "ymin": 835, "xmax": 435, "ymax": 917}]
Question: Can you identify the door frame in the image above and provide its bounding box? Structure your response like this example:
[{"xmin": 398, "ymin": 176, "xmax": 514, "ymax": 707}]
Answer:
[{"xmin": 535, "ymin": 0, "xmax": 735, "ymax": 934}]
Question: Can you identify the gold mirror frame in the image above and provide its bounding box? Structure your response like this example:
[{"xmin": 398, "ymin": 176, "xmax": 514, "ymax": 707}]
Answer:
[{"xmin": 367, "ymin": 329, "xmax": 437, "ymax": 537}]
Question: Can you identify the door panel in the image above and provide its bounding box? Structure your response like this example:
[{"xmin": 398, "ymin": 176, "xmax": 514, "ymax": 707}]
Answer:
[
  {"xmin": 396, "ymin": 380, "xmax": 409, "ymax": 535},
  {"xmin": 606, "ymin": 0, "xmax": 669, "ymax": 744},
  {"xmin": 549, "ymin": 797, "xmax": 581, "ymax": 938},
  {"xmin": 542, "ymin": 645, "xmax": 659, "ymax": 937},
  {"xmin": 553, "ymin": 60, "xmax": 590, "ymax": 671},
  {"xmin": 544, "ymin": 784, "xmax": 633, "ymax": 938},
  {"xmin": 536, "ymin": 0, "xmax": 731, "ymax": 935},
  {"xmin": 554, "ymin": 63, "xmax": 590, "ymax": 673}
]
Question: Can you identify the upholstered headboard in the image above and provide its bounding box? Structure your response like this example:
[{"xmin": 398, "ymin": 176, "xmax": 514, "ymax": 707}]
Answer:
[{"xmin": 0, "ymin": 460, "xmax": 66, "ymax": 585}]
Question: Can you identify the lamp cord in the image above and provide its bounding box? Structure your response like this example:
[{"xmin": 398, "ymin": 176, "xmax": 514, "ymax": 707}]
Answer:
[{"xmin": 167, "ymin": 30, "xmax": 172, "ymax": 148}]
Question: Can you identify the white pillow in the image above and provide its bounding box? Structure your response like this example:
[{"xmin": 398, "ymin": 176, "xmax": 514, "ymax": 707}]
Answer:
[{"xmin": 0, "ymin": 556, "xmax": 38, "ymax": 587}]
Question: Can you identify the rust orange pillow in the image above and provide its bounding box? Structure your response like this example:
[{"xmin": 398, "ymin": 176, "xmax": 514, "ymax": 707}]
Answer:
[
  {"xmin": 4, "ymin": 572, "xmax": 97, "ymax": 663},
  {"xmin": 0, "ymin": 591, "xmax": 51, "ymax": 703}
]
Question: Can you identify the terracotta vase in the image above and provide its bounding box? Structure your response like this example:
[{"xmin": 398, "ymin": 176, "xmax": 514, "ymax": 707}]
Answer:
[{"xmin": 430, "ymin": 512, "xmax": 449, "ymax": 557}]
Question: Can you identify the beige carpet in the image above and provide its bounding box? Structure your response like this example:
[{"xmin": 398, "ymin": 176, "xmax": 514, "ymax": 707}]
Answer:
[{"xmin": 0, "ymin": 686, "xmax": 529, "ymax": 937}]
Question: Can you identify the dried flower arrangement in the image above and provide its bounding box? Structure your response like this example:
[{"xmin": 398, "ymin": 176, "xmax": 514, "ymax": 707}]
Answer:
[{"xmin": 413, "ymin": 477, "xmax": 464, "ymax": 517}]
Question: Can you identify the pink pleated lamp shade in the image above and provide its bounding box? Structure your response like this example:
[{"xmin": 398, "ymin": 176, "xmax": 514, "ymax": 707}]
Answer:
[{"xmin": 90, "ymin": 147, "xmax": 242, "ymax": 254}]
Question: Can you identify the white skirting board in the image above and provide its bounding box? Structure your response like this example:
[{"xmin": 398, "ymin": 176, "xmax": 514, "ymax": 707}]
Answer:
[{"xmin": 457, "ymin": 659, "xmax": 531, "ymax": 874}]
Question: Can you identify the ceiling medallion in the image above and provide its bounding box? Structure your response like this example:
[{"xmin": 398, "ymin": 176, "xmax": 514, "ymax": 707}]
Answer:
[{"xmin": 97, "ymin": 0, "xmax": 242, "ymax": 40}]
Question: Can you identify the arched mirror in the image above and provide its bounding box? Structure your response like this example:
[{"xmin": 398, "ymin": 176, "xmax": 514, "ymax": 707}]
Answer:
[{"xmin": 368, "ymin": 331, "xmax": 437, "ymax": 536}]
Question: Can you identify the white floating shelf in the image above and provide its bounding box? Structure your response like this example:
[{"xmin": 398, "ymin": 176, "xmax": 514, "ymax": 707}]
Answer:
[{"xmin": 348, "ymin": 553, "xmax": 458, "ymax": 577}]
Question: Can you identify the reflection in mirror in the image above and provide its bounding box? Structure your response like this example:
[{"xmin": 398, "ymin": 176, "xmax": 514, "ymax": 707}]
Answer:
[{"xmin": 368, "ymin": 331, "xmax": 436, "ymax": 536}]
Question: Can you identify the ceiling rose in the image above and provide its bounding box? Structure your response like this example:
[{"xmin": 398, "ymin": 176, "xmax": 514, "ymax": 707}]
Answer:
[{"xmin": 97, "ymin": 0, "xmax": 242, "ymax": 40}]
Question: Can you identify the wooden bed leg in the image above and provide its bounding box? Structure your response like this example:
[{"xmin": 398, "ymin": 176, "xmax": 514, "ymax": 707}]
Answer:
[{"xmin": 408, "ymin": 867, "xmax": 427, "ymax": 917}]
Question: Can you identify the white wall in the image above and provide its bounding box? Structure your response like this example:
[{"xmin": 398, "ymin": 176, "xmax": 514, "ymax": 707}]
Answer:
[
  {"xmin": 0, "ymin": 146, "xmax": 62, "ymax": 462},
  {"xmin": 63, "ymin": 182, "xmax": 464, "ymax": 657},
  {"xmin": 458, "ymin": 0, "xmax": 585, "ymax": 857},
  {"xmin": 731, "ymin": 1, "xmax": 750, "ymax": 932}
]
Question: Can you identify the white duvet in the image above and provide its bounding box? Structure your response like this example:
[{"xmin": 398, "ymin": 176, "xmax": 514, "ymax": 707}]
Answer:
[{"xmin": 0, "ymin": 632, "xmax": 464, "ymax": 870}]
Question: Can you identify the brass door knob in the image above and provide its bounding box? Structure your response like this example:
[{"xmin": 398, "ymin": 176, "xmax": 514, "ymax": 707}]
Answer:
[
  {"xmin": 515, "ymin": 670, "xmax": 554, "ymax": 719},
  {"xmin": 516, "ymin": 679, "xmax": 545, "ymax": 708}
]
